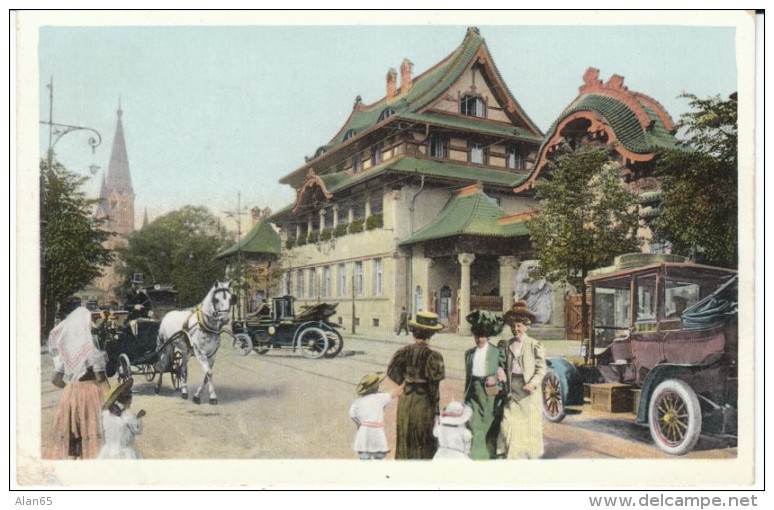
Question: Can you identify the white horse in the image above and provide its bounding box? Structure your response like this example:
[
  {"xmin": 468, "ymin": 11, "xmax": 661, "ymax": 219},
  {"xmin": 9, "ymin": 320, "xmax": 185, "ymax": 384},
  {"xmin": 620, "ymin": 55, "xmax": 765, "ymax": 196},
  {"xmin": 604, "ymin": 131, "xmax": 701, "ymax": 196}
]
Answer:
[{"xmin": 156, "ymin": 281, "xmax": 235, "ymax": 404}]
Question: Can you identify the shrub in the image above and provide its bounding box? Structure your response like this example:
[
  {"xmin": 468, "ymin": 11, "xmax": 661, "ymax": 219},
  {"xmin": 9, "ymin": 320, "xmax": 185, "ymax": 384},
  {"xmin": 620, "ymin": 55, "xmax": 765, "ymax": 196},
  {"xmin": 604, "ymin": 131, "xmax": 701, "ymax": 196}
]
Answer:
[
  {"xmin": 366, "ymin": 213, "xmax": 383, "ymax": 230},
  {"xmin": 307, "ymin": 232, "xmax": 320, "ymax": 243},
  {"xmin": 285, "ymin": 238, "xmax": 296, "ymax": 249},
  {"xmin": 334, "ymin": 224, "xmax": 349, "ymax": 237},
  {"xmin": 349, "ymin": 219, "xmax": 364, "ymax": 234},
  {"xmin": 320, "ymin": 228, "xmax": 332, "ymax": 241}
]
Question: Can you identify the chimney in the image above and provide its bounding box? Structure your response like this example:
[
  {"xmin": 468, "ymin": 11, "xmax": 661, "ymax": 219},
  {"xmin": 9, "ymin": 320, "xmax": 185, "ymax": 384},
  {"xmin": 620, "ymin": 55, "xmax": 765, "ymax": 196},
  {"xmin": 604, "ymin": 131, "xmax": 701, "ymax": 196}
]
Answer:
[
  {"xmin": 386, "ymin": 68, "xmax": 397, "ymax": 100},
  {"xmin": 400, "ymin": 58, "xmax": 413, "ymax": 94},
  {"xmin": 251, "ymin": 206, "xmax": 261, "ymax": 226}
]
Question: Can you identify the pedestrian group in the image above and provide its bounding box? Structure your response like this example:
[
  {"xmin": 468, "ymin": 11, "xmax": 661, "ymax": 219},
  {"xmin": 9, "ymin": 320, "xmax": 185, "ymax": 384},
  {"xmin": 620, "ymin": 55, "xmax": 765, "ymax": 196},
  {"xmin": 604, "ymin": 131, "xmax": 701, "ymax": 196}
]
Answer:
[{"xmin": 352, "ymin": 300, "xmax": 546, "ymax": 460}]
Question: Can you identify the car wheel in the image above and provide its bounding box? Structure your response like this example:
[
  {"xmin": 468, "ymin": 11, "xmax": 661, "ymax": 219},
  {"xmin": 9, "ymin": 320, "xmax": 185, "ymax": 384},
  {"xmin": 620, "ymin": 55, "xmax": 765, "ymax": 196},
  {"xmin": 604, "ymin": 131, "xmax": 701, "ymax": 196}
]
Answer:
[
  {"xmin": 541, "ymin": 367, "xmax": 567, "ymax": 423},
  {"xmin": 648, "ymin": 379, "xmax": 702, "ymax": 455}
]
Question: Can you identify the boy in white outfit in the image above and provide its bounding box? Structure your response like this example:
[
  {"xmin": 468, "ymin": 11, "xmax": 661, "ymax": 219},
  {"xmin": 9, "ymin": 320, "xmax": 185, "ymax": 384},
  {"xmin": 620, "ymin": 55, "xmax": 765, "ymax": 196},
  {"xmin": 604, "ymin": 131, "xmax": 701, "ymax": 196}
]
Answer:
[
  {"xmin": 349, "ymin": 372, "xmax": 402, "ymax": 460},
  {"xmin": 433, "ymin": 401, "xmax": 473, "ymax": 459},
  {"xmin": 98, "ymin": 378, "xmax": 145, "ymax": 459}
]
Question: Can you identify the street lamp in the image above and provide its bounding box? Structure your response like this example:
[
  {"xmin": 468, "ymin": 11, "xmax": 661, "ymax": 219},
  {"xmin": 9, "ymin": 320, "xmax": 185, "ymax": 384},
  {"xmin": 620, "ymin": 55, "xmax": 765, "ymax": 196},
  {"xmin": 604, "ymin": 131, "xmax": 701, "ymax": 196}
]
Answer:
[
  {"xmin": 39, "ymin": 76, "xmax": 103, "ymax": 340},
  {"xmin": 224, "ymin": 191, "xmax": 249, "ymax": 320}
]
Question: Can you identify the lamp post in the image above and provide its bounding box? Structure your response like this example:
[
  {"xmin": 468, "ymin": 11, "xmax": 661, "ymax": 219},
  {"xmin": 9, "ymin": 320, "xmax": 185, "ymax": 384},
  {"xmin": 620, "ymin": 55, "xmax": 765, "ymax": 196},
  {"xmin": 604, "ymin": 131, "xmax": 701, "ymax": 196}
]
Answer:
[
  {"xmin": 224, "ymin": 191, "xmax": 249, "ymax": 320},
  {"xmin": 39, "ymin": 76, "xmax": 103, "ymax": 340}
]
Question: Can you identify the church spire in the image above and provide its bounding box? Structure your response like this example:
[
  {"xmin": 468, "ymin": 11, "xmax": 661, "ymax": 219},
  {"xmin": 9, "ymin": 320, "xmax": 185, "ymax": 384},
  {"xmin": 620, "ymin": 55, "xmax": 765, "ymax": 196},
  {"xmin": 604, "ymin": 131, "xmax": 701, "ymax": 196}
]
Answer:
[
  {"xmin": 105, "ymin": 99, "xmax": 133, "ymax": 196},
  {"xmin": 142, "ymin": 207, "xmax": 149, "ymax": 228}
]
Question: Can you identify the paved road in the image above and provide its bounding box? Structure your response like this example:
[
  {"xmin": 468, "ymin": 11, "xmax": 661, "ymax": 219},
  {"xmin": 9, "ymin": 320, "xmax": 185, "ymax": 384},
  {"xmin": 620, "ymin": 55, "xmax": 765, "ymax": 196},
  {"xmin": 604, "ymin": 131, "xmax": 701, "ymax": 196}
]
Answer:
[{"xmin": 39, "ymin": 331, "xmax": 737, "ymax": 460}]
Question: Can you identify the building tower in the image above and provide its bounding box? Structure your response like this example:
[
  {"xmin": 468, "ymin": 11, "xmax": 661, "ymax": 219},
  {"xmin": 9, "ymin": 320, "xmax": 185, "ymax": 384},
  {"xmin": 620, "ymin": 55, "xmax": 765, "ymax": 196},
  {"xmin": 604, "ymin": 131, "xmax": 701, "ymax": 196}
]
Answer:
[{"xmin": 93, "ymin": 102, "xmax": 135, "ymax": 301}]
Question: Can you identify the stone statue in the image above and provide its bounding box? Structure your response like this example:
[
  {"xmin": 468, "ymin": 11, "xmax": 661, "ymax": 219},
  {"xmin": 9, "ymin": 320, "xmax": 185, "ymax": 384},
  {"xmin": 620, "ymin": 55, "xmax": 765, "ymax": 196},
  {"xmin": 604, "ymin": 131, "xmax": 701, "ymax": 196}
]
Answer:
[{"xmin": 514, "ymin": 260, "xmax": 553, "ymax": 325}]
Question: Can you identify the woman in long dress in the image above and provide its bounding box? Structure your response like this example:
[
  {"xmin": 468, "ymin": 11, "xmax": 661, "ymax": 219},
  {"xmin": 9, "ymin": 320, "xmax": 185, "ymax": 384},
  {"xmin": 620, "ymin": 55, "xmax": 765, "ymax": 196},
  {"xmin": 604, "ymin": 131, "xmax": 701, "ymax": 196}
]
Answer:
[
  {"xmin": 497, "ymin": 300, "xmax": 546, "ymax": 459},
  {"xmin": 387, "ymin": 311, "xmax": 445, "ymax": 459},
  {"xmin": 44, "ymin": 307, "xmax": 109, "ymax": 459}
]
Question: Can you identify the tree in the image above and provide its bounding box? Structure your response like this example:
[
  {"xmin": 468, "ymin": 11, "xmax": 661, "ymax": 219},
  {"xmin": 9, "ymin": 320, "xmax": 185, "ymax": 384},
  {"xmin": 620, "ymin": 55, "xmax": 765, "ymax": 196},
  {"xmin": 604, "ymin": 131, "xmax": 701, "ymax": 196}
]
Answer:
[
  {"xmin": 652, "ymin": 92, "xmax": 738, "ymax": 268},
  {"xmin": 41, "ymin": 159, "xmax": 113, "ymax": 337},
  {"xmin": 527, "ymin": 145, "xmax": 642, "ymax": 343},
  {"xmin": 120, "ymin": 206, "xmax": 231, "ymax": 307}
]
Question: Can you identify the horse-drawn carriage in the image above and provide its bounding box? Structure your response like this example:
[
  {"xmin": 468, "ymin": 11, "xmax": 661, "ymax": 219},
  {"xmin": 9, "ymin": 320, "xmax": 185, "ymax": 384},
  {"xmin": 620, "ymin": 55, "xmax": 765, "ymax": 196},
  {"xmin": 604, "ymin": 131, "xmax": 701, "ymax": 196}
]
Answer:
[{"xmin": 231, "ymin": 295, "xmax": 345, "ymax": 359}]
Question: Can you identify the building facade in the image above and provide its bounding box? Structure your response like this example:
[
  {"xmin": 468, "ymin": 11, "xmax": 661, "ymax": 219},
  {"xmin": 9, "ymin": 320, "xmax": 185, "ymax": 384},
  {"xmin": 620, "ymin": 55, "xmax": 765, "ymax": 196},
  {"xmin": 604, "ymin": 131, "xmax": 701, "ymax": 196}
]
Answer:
[{"xmin": 270, "ymin": 28, "xmax": 681, "ymax": 337}]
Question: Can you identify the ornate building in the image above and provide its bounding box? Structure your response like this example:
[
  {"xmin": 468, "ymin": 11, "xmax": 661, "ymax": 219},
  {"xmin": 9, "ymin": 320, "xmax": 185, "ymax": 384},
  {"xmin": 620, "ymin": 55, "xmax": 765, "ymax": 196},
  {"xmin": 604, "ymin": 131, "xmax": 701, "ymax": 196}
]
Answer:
[
  {"xmin": 270, "ymin": 28, "xmax": 682, "ymax": 337},
  {"xmin": 92, "ymin": 104, "xmax": 136, "ymax": 302}
]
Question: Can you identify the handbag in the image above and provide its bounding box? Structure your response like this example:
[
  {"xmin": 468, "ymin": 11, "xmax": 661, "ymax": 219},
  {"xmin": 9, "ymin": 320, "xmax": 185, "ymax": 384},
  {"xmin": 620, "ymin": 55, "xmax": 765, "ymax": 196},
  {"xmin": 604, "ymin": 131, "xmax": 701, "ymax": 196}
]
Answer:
[{"xmin": 484, "ymin": 378, "xmax": 501, "ymax": 396}]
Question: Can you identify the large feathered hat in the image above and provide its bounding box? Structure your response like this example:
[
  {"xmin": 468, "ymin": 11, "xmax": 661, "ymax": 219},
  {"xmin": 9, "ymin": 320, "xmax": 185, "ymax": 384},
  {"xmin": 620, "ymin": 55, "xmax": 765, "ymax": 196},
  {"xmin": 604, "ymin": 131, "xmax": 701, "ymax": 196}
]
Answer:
[{"xmin": 466, "ymin": 309, "xmax": 504, "ymax": 338}]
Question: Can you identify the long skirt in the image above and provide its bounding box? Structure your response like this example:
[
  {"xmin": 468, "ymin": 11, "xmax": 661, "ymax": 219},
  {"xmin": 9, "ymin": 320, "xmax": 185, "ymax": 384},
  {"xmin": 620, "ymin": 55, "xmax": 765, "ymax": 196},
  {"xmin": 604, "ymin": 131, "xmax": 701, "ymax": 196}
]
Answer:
[
  {"xmin": 395, "ymin": 391, "xmax": 437, "ymax": 460},
  {"xmin": 44, "ymin": 381, "xmax": 104, "ymax": 460},
  {"xmin": 497, "ymin": 375, "xmax": 544, "ymax": 459},
  {"xmin": 465, "ymin": 380, "xmax": 501, "ymax": 460}
]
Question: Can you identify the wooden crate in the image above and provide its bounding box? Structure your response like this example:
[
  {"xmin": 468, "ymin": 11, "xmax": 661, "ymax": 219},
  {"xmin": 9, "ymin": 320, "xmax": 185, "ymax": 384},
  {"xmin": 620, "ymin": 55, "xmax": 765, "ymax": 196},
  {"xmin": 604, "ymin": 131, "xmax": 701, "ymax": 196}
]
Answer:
[{"xmin": 590, "ymin": 383, "xmax": 634, "ymax": 413}]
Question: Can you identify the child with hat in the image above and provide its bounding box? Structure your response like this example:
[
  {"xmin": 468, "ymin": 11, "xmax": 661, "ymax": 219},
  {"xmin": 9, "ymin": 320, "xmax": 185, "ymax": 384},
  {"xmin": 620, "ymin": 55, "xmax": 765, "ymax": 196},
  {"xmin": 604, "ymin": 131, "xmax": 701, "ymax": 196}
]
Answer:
[
  {"xmin": 349, "ymin": 372, "xmax": 402, "ymax": 460},
  {"xmin": 433, "ymin": 401, "xmax": 473, "ymax": 460},
  {"xmin": 98, "ymin": 378, "xmax": 146, "ymax": 459}
]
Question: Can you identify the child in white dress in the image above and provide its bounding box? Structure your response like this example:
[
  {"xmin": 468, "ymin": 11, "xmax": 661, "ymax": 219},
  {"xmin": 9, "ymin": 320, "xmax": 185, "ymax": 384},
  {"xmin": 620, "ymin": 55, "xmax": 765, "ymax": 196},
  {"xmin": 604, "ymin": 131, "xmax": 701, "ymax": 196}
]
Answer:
[
  {"xmin": 433, "ymin": 401, "xmax": 473, "ymax": 459},
  {"xmin": 349, "ymin": 372, "xmax": 402, "ymax": 460},
  {"xmin": 98, "ymin": 378, "xmax": 145, "ymax": 459}
]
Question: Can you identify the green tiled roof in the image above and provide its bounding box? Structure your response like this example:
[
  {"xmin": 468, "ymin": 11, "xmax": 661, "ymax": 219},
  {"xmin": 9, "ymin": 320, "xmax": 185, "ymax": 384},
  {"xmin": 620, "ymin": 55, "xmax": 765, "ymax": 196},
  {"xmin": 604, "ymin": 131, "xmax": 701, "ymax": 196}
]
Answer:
[
  {"xmin": 400, "ymin": 187, "xmax": 529, "ymax": 245},
  {"xmin": 319, "ymin": 156, "xmax": 529, "ymax": 195},
  {"xmin": 215, "ymin": 220, "xmax": 281, "ymax": 259},
  {"xmin": 396, "ymin": 112, "xmax": 541, "ymax": 142},
  {"xmin": 542, "ymin": 94, "xmax": 682, "ymax": 156}
]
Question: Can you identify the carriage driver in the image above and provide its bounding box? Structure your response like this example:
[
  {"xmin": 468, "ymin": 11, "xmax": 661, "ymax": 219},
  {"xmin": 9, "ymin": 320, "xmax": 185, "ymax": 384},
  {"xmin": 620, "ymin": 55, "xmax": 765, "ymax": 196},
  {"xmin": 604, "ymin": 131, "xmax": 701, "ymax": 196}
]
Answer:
[{"xmin": 124, "ymin": 273, "xmax": 152, "ymax": 322}]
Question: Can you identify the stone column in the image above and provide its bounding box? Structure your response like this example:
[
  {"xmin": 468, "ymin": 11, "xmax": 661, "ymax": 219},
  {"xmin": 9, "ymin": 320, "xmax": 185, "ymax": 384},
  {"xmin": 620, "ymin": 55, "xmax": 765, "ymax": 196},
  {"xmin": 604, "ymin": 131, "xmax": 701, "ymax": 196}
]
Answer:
[
  {"xmin": 498, "ymin": 255, "xmax": 519, "ymax": 311},
  {"xmin": 457, "ymin": 253, "xmax": 475, "ymax": 335},
  {"xmin": 319, "ymin": 209, "xmax": 326, "ymax": 233},
  {"xmin": 365, "ymin": 192, "xmax": 372, "ymax": 219},
  {"xmin": 332, "ymin": 205, "xmax": 339, "ymax": 228}
]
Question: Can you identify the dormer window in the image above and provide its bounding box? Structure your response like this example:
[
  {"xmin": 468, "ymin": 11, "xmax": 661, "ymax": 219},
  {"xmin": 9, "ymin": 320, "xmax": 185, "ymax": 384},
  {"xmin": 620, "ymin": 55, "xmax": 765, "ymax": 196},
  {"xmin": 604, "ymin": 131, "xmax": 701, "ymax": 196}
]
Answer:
[
  {"xmin": 314, "ymin": 146, "xmax": 327, "ymax": 158},
  {"xmin": 461, "ymin": 95, "xmax": 486, "ymax": 118},
  {"xmin": 353, "ymin": 152, "xmax": 363, "ymax": 173},
  {"xmin": 378, "ymin": 108, "xmax": 395, "ymax": 122},
  {"xmin": 343, "ymin": 129, "xmax": 356, "ymax": 142},
  {"xmin": 371, "ymin": 143, "xmax": 383, "ymax": 166}
]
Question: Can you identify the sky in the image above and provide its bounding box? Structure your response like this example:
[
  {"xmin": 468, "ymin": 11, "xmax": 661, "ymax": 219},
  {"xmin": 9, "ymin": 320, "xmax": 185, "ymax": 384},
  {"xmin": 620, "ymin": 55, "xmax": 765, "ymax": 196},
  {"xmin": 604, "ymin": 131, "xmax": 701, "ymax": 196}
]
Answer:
[{"xmin": 30, "ymin": 12, "xmax": 742, "ymax": 231}]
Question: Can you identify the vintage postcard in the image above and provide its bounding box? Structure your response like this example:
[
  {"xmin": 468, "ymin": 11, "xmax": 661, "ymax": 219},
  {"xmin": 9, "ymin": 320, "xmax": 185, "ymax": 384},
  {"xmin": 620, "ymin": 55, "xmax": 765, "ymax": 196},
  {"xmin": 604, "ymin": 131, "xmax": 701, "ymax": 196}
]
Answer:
[{"xmin": 13, "ymin": 10, "xmax": 760, "ymax": 491}]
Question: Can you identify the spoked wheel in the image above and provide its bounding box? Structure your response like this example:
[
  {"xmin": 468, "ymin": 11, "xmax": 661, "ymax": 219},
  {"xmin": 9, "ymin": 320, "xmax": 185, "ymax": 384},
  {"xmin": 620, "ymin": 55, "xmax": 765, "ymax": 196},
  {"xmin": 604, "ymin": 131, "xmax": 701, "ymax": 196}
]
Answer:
[
  {"xmin": 297, "ymin": 327, "xmax": 329, "ymax": 359},
  {"xmin": 323, "ymin": 329, "xmax": 344, "ymax": 358},
  {"xmin": 541, "ymin": 367, "xmax": 567, "ymax": 423},
  {"xmin": 232, "ymin": 333, "xmax": 253, "ymax": 356},
  {"xmin": 117, "ymin": 353, "xmax": 131, "ymax": 385},
  {"xmin": 648, "ymin": 379, "xmax": 702, "ymax": 455},
  {"xmin": 144, "ymin": 364, "xmax": 155, "ymax": 382},
  {"xmin": 170, "ymin": 348, "xmax": 184, "ymax": 391}
]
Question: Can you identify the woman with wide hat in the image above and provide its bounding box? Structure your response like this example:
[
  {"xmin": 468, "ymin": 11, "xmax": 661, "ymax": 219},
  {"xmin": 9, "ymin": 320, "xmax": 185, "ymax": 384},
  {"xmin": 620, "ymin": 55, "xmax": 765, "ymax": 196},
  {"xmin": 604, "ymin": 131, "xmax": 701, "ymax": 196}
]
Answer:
[
  {"xmin": 464, "ymin": 310, "xmax": 507, "ymax": 459},
  {"xmin": 386, "ymin": 311, "xmax": 445, "ymax": 459},
  {"xmin": 497, "ymin": 300, "xmax": 546, "ymax": 459}
]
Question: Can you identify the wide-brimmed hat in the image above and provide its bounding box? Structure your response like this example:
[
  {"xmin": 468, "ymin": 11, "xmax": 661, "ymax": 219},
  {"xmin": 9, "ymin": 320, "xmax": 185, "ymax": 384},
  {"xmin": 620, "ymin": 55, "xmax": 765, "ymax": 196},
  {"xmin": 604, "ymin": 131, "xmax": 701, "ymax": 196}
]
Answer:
[
  {"xmin": 356, "ymin": 371, "xmax": 387, "ymax": 396},
  {"xmin": 103, "ymin": 378, "xmax": 134, "ymax": 410},
  {"xmin": 466, "ymin": 309, "xmax": 504, "ymax": 338},
  {"xmin": 503, "ymin": 300, "xmax": 537, "ymax": 326},
  {"xmin": 408, "ymin": 311, "xmax": 444, "ymax": 332},
  {"xmin": 440, "ymin": 401, "xmax": 472, "ymax": 426}
]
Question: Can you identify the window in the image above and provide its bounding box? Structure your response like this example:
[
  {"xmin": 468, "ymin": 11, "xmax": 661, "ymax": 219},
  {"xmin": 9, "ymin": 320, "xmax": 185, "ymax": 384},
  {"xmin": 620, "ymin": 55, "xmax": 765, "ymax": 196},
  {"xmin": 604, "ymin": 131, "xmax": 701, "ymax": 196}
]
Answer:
[
  {"xmin": 371, "ymin": 143, "xmax": 382, "ymax": 166},
  {"xmin": 470, "ymin": 142, "xmax": 485, "ymax": 164},
  {"xmin": 373, "ymin": 258, "xmax": 382, "ymax": 295},
  {"xmin": 338, "ymin": 263, "xmax": 347, "ymax": 297},
  {"xmin": 284, "ymin": 272, "xmax": 292, "ymax": 296},
  {"xmin": 438, "ymin": 285, "xmax": 452, "ymax": 319},
  {"xmin": 461, "ymin": 95, "xmax": 486, "ymax": 118},
  {"xmin": 353, "ymin": 152, "xmax": 363, "ymax": 173},
  {"xmin": 635, "ymin": 275, "xmax": 657, "ymax": 323},
  {"xmin": 296, "ymin": 271, "xmax": 304, "ymax": 298},
  {"xmin": 355, "ymin": 261, "xmax": 364, "ymax": 296},
  {"xmin": 323, "ymin": 266, "xmax": 331, "ymax": 298},
  {"xmin": 429, "ymin": 137, "xmax": 446, "ymax": 158},
  {"xmin": 507, "ymin": 146, "xmax": 524, "ymax": 170},
  {"xmin": 378, "ymin": 108, "xmax": 395, "ymax": 122},
  {"xmin": 309, "ymin": 268, "xmax": 318, "ymax": 298},
  {"xmin": 343, "ymin": 129, "xmax": 355, "ymax": 142}
]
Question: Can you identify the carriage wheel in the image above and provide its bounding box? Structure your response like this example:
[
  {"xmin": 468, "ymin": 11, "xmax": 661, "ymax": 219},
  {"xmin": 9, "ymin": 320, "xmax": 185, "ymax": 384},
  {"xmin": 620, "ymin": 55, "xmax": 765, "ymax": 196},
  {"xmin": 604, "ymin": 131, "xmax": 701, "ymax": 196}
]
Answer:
[
  {"xmin": 170, "ymin": 349, "xmax": 184, "ymax": 390},
  {"xmin": 232, "ymin": 333, "xmax": 253, "ymax": 356},
  {"xmin": 648, "ymin": 379, "xmax": 702, "ymax": 455},
  {"xmin": 323, "ymin": 330, "xmax": 344, "ymax": 359},
  {"xmin": 117, "ymin": 354, "xmax": 131, "ymax": 385},
  {"xmin": 297, "ymin": 327, "xmax": 329, "ymax": 359},
  {"xmin": 144, "ymin": 365, "xmax": 155, "ymax": 382},
  {"xmin": 541, "ymin": 368, "xmax": 567, "ymax": 423}
]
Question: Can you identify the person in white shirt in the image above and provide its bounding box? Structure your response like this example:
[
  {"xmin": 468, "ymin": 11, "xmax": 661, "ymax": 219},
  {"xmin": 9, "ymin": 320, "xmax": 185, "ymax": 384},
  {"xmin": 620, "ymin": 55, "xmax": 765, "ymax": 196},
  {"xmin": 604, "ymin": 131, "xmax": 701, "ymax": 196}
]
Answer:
[
  {"xmin": 349, "ymin": 372, "xmax": 402, "ymax": 460},
  {"xmin": 464, "ymin": 310, "xmax": 507, "ymax": 459},
  {"xmin": 433, "ymin": 401, "xmax": 473, "ymax": 459},
  {"xmin": 98, "ymin": 378, "xmax": 145, "ymax": 459}
]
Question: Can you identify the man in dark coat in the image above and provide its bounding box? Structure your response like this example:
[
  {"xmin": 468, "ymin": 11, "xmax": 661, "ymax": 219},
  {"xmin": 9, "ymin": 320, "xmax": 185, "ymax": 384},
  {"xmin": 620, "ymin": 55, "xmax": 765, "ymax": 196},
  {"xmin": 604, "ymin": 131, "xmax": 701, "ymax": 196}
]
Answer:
[
  {"xmin": 124, "ymin": 275, "xmax": 152, "ymax": 321},
  {"xmin": 396, "ymin": 306, "xmax": 410, "ymax": 335}
]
